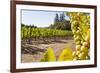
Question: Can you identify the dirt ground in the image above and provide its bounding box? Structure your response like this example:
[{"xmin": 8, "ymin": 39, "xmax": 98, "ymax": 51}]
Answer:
[{"xmin": 21, "ymin": 38, "xmax": 75, "ymax": 63}]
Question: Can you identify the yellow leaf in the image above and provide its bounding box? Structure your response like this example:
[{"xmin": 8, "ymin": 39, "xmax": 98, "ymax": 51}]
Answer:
[
  {"xmin": 41, "ymin": 47, "xmax": 56, "ymax": 62},
  {"xmin": 58, "ymin": 48, "xmax": 73, "ymax": 61}
]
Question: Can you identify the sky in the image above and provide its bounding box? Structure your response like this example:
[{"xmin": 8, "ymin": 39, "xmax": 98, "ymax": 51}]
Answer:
[{"xmin": 21, "ymin": 10, "xmax": 70, "ymax": 27}]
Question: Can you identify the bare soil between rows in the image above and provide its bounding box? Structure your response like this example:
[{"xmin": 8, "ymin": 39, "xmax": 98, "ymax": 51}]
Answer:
[{"xmin": 21, "ymin": 37, "xmax": 75, "ymax": 63}]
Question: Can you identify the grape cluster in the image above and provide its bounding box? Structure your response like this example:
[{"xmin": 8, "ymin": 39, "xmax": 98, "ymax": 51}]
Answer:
[{"xmin": 67, "ymin": 12, "xmax": 90, "ymax": 60}]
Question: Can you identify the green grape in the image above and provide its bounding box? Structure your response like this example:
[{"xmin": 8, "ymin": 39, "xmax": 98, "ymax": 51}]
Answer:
[
  {"xmin": 85, "ymin": 30, "xmax": 90, "ymax": 42},
  {"xmin": 76, "ymin": 40, "xmax": 81, "ymax": 45},
  {"xmin": 80, "ymin": 46, "xmax": 88, "ymax": 53},
  {"xmin": 76, "ymin": 30, "xmax": 80, "ymax": 34},
  {"xmin": 72, "ymin": 51, "xmax": 76, "ymax": 57},
  {"xmin": 82, "ymin": 42, "xmax": 88, "ymax": 47},
  {"xmin": 72, "ymin": 30, "xmax": 76, "ymax": 34},
  {"xmin": 86, "ymin": 56, "xmax": 89, "ymax": 60},
  {"xmin": 74, "ymin": 36, "xmax": 80, "ymax": 42},
  {"xmin": 78, "ymin": 52, "xmax": 87, "ymax": 60},
  {"xmin": 76, "ymin": 45, "xmax": 81, "ymax": 51},
  {"xmin": 73, "ymin": 56, "xmax": 78, "ymax": 61},
  {"xmin": 76, "ymin": 50, "xmax": 81, "ymax": 56}
]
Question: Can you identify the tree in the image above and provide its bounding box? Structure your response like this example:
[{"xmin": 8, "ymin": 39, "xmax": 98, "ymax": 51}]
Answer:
[
  {"xmin": 54, "ymin": 13, "xmax": 59, "ymax": 23},
  {"xmin": 64, "ymin": 20, "xmax": 71, "ymax": 30},
  {"xmin": 31, "ymin": 24, "xmax": 37, "ymax": 28},
  {"xmin": 49, "ymin": 12, "xmax": 71, "ymax": 30},
  {"xmin": 60, "ymin": 12, "xmax": 65, "ymax": 22},
  {"xmin": 21, "ymin": 24, "xmax": 25, "ymax": 27}
]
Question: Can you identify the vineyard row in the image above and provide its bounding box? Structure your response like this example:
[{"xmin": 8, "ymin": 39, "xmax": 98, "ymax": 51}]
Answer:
[{"xmin": 21, "ymin": 27, "xmax": 73, "ymax": 40}]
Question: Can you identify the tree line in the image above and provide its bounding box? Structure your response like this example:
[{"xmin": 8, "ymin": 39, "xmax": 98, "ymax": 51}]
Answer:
[{"xmin": 49, "ymin": 12, "xmax": 71, "ymax": 30}]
